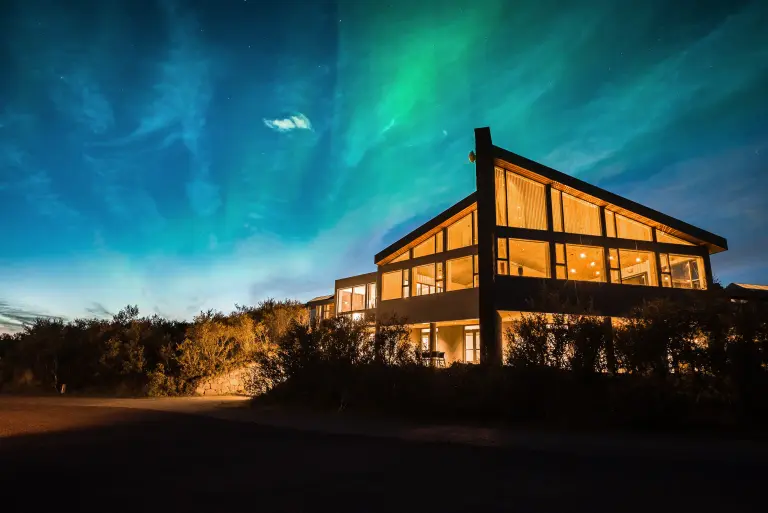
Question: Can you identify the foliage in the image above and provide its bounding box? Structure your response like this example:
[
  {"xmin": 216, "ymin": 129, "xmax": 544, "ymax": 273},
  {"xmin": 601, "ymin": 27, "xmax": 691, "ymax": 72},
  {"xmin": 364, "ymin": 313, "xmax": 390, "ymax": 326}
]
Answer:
[{"xmin": 0, "ymin": 299, "xmax": 308, "ymax": 396}]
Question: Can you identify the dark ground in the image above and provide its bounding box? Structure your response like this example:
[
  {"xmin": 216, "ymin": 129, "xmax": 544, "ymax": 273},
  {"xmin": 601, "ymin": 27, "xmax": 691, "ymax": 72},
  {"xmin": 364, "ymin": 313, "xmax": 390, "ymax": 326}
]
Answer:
[{"xmin": 0, "ymin": 397, "xmax": 765, "ymax": 512}]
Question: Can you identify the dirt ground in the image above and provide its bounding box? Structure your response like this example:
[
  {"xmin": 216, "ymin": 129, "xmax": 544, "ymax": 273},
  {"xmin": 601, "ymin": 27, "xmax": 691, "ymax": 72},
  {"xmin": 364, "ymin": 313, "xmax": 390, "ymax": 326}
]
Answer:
[{"xmin": 0, "ymin": 395, "xmax": 765, "ymax": 512}]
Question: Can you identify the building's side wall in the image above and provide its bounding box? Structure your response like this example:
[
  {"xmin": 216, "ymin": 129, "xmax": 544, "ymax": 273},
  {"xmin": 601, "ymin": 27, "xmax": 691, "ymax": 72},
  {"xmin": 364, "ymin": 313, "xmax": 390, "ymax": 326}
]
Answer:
[
  {"xmin": 377, "ymin": 288, "xmax": 479, "ymax": 325},
  {"xmin": 437, "ymin": 325, "xmax": 465, "ymax": 364}
]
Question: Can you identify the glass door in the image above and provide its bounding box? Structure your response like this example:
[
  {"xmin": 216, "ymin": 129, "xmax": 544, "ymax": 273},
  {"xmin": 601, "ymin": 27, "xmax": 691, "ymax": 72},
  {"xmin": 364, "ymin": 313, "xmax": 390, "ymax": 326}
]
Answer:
[{"xmin": 464, "ymin": 326, "xmax": 480, "ymax": 363}]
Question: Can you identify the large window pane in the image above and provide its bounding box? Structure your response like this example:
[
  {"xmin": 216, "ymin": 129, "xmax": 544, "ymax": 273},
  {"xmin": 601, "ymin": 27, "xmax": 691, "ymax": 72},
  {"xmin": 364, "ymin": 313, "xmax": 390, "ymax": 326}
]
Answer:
[
  {"xmin": 366, "ymin": 283, "xmax": 376, "ymax": 309},
  {"xmin": 669, "ymin": 255, "xmax": 706, "ymax": 289},
  {"xmin": 605, "ymin": 210, "xmax": 616, "ymax": 237},
  {"xmin": 615, "ymin": 214, "xmax": 652, "ymax": 241},
  {"xmin": 447, "ymin": 213, "xmax": 473, "ymax": 250},
  {"xmin": 506, "ymin": 172, "xmax": 547, "ymax": 230},
  {"xmin": 352, "ymin": 285, "xmax": 366, "ymax": 311},
  {"xmin": 551, "ymin": 189, "xmax": 563, "ymax": 232},
  {"xmin": 617, "ymin": 249, "xmax": 657, "ymax": 286},
  {"xmin": 656, "ymin": 230, "xmax": 694, "ymax": 245},
  {"xmin": 562, "ymin": 192, "xmax": 601, "ymax": 236},
  {"xmin": 508, "ymin": 239, "xmax": 550, "ymax": 278},
  {"xmin": 391, "ymin": 252, "xmax": 409, "ymax": 263},
  {"xmin": 565, "ymin": 244, "xmax": 605, "ymax": 282},
  {"xmin": 413, "ymin": 236, "xmax": 435, "ymax": 258},
  {"xmin": 447, "ymin": 256, "xmax": 474, "ymax": 291},
  {"xmin": 413, "ymin": 263, "xmax": 437, "ymax": 296},
  {"xmin": 337, "ymin": 287, "xmax": 352, "ymax": 313},
  {"xmin": 381, "ymin": 271, "xmax": 402, "ymax": 300},
  {"xmin": 495, "ymin": 167, "xmax": 507, "ymax": 226}
]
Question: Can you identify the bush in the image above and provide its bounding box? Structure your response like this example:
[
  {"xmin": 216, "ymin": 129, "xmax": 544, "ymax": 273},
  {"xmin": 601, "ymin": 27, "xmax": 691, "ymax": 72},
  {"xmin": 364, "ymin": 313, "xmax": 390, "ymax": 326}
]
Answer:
[{"xmin": 0, "ymin": 299, "xmax": 307, "ymax": 396}]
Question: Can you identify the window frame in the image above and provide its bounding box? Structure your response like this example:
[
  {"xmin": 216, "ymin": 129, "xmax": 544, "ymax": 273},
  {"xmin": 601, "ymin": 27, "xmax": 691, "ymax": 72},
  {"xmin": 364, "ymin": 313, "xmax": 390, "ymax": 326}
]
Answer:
[
  {"xmin": 495, "ymin": 168, "xmax": 548, "ymax": 231},
  {"xmin": 497, "ymin": 237, "xmax": 551, "ymax": 278}
]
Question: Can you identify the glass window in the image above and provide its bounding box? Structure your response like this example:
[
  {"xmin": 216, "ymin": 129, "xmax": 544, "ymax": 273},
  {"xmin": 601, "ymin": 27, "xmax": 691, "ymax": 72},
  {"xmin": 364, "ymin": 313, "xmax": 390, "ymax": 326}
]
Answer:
[
  {"xmin": 381, "ymin": 271, "xmax": 402, "ymax": 300},
  {"xmin": 605, "ymin": 211, "xmax": 616, "ymax": 237},
  {"xmin": 660, "ymin": 253, "xmax": 670, "ymax": 273},
  {"xmin": 391, "ymin": 252, "xmax": 409, "ymax": 263},
  {"xmin": 413, "ymin": 236, "xmax": 435, "ymax": 258},
  {"xmin": 498, "ymin": 260, "xmax": 509, "ymax": 275},
  {"xmin": 562, "ymin": 192, "xmax": 601, "ymax": 236},
  {"xmin": 507, "ymin": 239, "xmax": 550, "ymax": 278},
  {"xmin": 366, "ymin": 283, "xmax": 376, "ymax": 309},
  {"xmin": 473, "ymin": 255, "xmax": 479, "ymax": 287},
  {"xmin": 337, "ymin": 287, "xmax": 352, "ymax": 313},
  {"xmin": 617, "ymin": 249, "xmax": 658, "ymax": 286},
  {"xmin": 565, "ymin": 244, "xmax": 605, "ymax": 282},
  {"xmin": 403, "ymin": 268, "xmax": 410, "ymax": 298},
  {"xmin": 495, "ymin": 168, "xmax": 507, "ymax": 226},
  {"xmin": 555, "ymin": 243, "xmax": 565, "ymax": 264},
  {"xmin": 447, "ymin": 213, "xmax": 474, "ymax": 250},
  {"xmin": 555, "ymin": 243, "xmax": 566, "ymax": 279},
  {"xmin": 413, "ymin": 263, "xmax": 437, "ymax": 296},
  {"xmin": 506, "ymin": 171, "xmax": 547, "ymax": 230},
  {"xmin": 615, "ymin": 214, "xmax": 652, "ymax": 241},
  {"xmin": 447, "ymin": 256, "xmax": 474, "ymax": 291},
  {"xmin": 473, "ymin": 211, "xmax": 477, "ymax": 244},
  {"xmin": 656, "ymin": 230, "xmax": 694, "ymax": 245},
  {"xmin": 436, "ymin": 231, "xmax": 444, "ymax": 252},
  {"xmin": 669, "ymin": 255, "xmax": 706, "ymax": 290},
  {"xmin": 352, "ymin": 286, "xmax": 366, "ymax": 311},
  {"xmin": 437, "ymin": 262, "xmax": 444, "ymax": 292},
  {"xmin": 551, "ymin": 189, "xmax": 563, "ymax": 232},
  {"xmin": 497, "ymin": 237, "xmax": 507, "ymax": 259}
]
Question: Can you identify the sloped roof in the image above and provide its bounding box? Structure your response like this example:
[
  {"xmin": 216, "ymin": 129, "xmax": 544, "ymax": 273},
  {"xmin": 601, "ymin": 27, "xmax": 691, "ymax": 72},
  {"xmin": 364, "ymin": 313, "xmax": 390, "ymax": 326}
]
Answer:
[
  {"xmin": 725, "ymin": 283, "xmax": 768, "ymax": 301},
  {"xmin": 306, "ymin": 294, "xmax": 334, "ymax": 305}
]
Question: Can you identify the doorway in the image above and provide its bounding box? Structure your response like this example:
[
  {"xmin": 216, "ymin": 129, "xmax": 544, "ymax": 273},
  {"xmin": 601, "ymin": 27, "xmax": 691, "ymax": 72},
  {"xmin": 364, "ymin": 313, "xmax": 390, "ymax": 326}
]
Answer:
[{"xmin": 464, "ymin": 325, "xmax": 480, "ymax": 363}]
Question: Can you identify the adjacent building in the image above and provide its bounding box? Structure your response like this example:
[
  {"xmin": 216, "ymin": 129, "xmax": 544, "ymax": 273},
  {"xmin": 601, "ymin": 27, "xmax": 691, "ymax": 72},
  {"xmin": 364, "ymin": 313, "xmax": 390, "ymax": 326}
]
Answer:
[{"xmin": 308, "ymin": 127, "xmax": 729, "ymax": 365}]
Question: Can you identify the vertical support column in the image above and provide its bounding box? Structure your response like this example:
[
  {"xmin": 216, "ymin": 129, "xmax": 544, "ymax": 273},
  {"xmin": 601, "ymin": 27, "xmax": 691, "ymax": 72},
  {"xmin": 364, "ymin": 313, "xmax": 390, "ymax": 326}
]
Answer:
[
  {"xmin": 545, "ymin": 184, "xmax": 557, "ymax": 280},
  {"xmin": 651, "ymin": 228, "xmax": 664, "ymax": 288},
  {"xmin": 703, "ymin": 252, "xmax": 714, "ymax": 289},
  {"xmin": 474, "ymin": 127, "xmax": 501, "ymax": 366},
  {"xmin": 374, "ymin": 268, "xmax": 383, "ymax": 337},
  {"xmin": 599, "ymin": 206, "xmax": 611, "ymax": 283},
  {"xmin": 429, "ymin": 322, "xmax": 437, "ymax": 354}
]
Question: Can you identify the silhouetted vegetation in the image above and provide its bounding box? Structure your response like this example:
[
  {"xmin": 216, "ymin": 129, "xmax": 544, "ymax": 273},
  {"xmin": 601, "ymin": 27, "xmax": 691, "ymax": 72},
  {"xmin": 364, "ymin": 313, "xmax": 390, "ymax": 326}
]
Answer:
[
  {"xmin": 2, "ymin": 289, "xmax": 767, "ymax": 433},
  {"xmin": 0, "ymin": 299, "xmax": 307, "ymax": 396},
  {"xmin": 252, "ymin": 292, "xmax": 768, "ymax": 433}
]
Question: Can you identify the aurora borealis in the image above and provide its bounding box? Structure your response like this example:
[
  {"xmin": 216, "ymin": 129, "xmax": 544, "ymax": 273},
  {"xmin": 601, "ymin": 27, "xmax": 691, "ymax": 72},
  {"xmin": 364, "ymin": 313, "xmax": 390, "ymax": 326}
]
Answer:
[{"xmin": 1, "ymin": 0, "xmax": 767, "ymax": 330}]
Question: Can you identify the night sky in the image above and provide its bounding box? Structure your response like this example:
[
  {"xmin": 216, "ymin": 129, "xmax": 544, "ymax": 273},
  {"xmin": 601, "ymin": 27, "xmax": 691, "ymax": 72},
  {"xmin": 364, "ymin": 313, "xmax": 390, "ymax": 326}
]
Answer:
[{"xmin": 1, "ymin": 0, "xmax": 767, "ymax": 331}]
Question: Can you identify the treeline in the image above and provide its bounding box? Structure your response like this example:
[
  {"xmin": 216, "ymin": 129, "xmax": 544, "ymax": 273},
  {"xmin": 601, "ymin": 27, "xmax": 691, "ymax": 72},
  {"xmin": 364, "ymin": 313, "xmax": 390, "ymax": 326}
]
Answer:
[
  {"xmin": 0, "ymin": 300, "xmax": 307, "ymax": 396},
  {"xmin": 254, "ymin": 292, "xmax": 768, "ymax": 432}
]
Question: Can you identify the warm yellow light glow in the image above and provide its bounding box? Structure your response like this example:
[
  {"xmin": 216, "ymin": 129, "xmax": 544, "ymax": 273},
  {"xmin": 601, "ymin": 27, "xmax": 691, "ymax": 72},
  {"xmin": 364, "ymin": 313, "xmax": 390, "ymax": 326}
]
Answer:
[
  {"xmin": 609, "ymin": 255, "xmax": 614, "ymax": 260},
  {"xmin": 579, "ymin": 253, "xmax": 586, "ymax": 259},
  {"xmin": 635, "ymin": 257, "xmax": 641, "ymax": 263},
  {"xmin": 570, "ymin": 268, "xmax": 576, "ymax": 273},
  {"xmin": 596, "ymin": 271, "xmax": 601, "ymax": 275},
  {"xmin": 590, "ymin": 261, "xmax": 595, "ymax": 267}
]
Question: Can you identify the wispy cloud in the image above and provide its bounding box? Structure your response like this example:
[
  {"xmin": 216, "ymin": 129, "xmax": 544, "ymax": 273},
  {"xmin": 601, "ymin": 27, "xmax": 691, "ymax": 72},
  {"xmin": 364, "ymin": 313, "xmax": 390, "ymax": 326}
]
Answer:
[
  {"xmin": 263, "ymin": 113, "xmax": 313, "ymax": 133},
  {"xmin": 0, "ymin": 300, "xmax": 65, "ymax": 333}
]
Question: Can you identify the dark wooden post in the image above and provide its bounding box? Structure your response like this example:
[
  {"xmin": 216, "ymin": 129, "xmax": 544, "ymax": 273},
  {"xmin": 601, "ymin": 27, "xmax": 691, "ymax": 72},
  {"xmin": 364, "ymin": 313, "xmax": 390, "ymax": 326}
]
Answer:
[{"xmin": 474, "ymin": 127, "xmax": 501, "ymax": 366}]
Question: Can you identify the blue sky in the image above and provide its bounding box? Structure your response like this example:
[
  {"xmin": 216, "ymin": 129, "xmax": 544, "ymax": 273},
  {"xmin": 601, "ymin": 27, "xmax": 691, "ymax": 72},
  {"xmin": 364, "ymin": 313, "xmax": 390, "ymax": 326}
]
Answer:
[{"xmin": 1, "ymin": 0, "xmax": 767, "ymax": 331}]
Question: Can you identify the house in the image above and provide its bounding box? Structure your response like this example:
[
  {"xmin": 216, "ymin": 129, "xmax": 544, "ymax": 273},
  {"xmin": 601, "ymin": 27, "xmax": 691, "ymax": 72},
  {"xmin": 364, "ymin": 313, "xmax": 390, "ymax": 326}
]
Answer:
[
  {"xmin": 307, "ymin": 127, "xmax": 728, "ymax": 365},
  {"xmin": 724, "ymin": 283, "xmax": 768, "ymax": 303}
]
